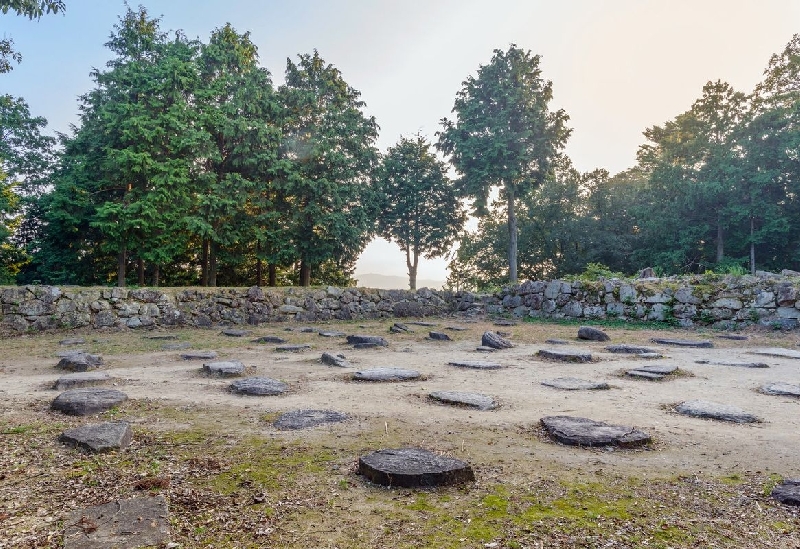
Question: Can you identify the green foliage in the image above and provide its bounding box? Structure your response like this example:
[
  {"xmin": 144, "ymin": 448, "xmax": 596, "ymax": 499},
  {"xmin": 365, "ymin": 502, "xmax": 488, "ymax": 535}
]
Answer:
[
  {"xmin": 438, "ymin": 45, "xmax": 570, "ymax": 283},
  {"xmin": 0, "ymin": 0, "xmax": 65, "ymax": 73},
  {"xmin": 377, "ymin": 134, "xmax": 465, "ymax": 289}
]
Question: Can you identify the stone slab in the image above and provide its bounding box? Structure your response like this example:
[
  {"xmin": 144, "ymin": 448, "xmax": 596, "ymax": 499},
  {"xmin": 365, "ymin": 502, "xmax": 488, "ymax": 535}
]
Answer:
[
  {"xmin": 629, "ymin": 364, "xmax": 678, "ymax": 375},
  {"xmin": 353, "ymin": 342, "xmax": 382, "ymax": 349},
  {"xmin": 253, "ymin": 336, "xmax": 287, "ymax": 344},
  {"xmin": 221, "ymin": 328, "xmax": 251, "ymax": 337},
  {"xmin": 638, "ymin": 352, "xmax": 665, "ymax": 359},
  {"xmin": 59, "ymin": 422, "xmax": 132, "ymax": 453},
  {"xmin": 63, "ymin": 495, "xmax": 170, "ymax": 549},
  {"xmin": 273, "ymin": 409, "xmax": 348, "ymax": 430},
  {"xmin": 429, "ymin": 391, "xmax": 498, "ymax": 410},
  {"xmin": 445, "ymin": 326, "xmax": 468, "ymax": 331},
  {"xmin": 318, "ymin": 331, "xmax": 346, "ymax": 337},
  {"xmin": 537, "ymin": 349, "xmax": 593, "ymax": 363},
  {"xmin": 57, "ymin": 353, "xmax": 104, "ymax": 372},
  {"xmin": 353, "ymin": 368, "xmax": 421, "ymax": 382},
  {"xmin": 180, "ymin": 351, "xmax": 217, "ymax": 360},
  {"xmin": 475, "ymin": 346, "xmax": 496, "ymax": 353},
  {"xmin": 428, "ymin": 331, "xmax": 452, "ymax": 341},
  {"xmin": 358, "ymin": 448, "xmax": 475, "ymax": 487},
  {"xmin": 749, "ymin": 348, "xmax": 800, "ymax": 359},
  {"xmin": 51, "ymin": 388, "xmax": 128, "ymax": 416},
  {"xmin": 540, "ymin": 416, "xmax": 651, "ymax": 447},
  {"xmin": 772, "ymin": 480, "xmax": 800, "ymax": 506},
  {"xmin": 144, "ymin": 334, "xmax": 178, "ymax": 341},
  {"xmin": 577, "ymin": 326, "xmax": 610, "ymax": 341},
  {"xmin": 203, "ymin": 360, "xmax": 245, "ymax": 377},
  {"xmin": 650, "ymin": 338, "xmax": 713, "ymax": 348},
  {"xmin": 545, "ymin": 339, "xmax": 569, "ymax": 345},
  {"xmin": 447, "ymin": 360, "xmax": 503, "ymax": 370},
  {"xmin": 321, "ymin": 352, "xmax": 351, "ymax": 368},
  {"xmin": 59, "ymin": 338, "xmax": 86, "ymax": 345},
  {"xmin": 759, "ymin": 382, "xmax": 800, "ymax": 397},
  {"xmin": 540, "ymin": 377, "xmax": 610, "ymax": 391},
  {"xmin": 162, "ymin": 342, "xmax": 191, "ymax": 351},
  {"xmin": 54, "ymin": 371, "xmax": 114, "ymax": 391},
  {"xmin": 346, "ymin": 335, "xmax": 389, "ymax": 346},
  {"xmin": 230, "ymin": 377, "xmax": 288, "ymax": 396},
  {"xmin": 675, "ymin": 400, "xmax": 759, "ymax": 423},
  {"xmin": 626, "ymin": 370, "xmax": 665, "ymax": 380},
  {"xmin": 275, "ymin": 344, "xmax": 311, "ymax": 352},
  {"xmin": 695, "ymin": 360, "xmax": 769, "ymax": 368},
  {"xmin": 407, "ymin": 321, "xmax": 437, "ymax": 327},
  {"xmin": 605, "ymin": 344, "xmax": 659, "ymax": 354},
  {"xmin": 481, "ymin": 331, "xmax": 513, "ymax": 349}
]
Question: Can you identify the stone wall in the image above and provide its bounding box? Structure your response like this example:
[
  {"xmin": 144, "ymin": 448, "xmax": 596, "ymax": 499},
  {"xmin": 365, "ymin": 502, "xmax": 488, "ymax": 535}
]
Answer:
[
  {"xmin": 3, "ymin": 273, "xmax": 800, "ymax": 332},
  {"xmin": 494, "ymin": 274, "xmax": 800, "ymax": 329}
]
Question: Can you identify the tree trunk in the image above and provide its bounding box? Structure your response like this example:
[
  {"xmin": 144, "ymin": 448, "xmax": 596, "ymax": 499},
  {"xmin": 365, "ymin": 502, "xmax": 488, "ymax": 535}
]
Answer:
[
  {"xmin": 507, "ymin": 187, "xmax": 518, "ymax": 284},
  {"xmin": 750, "ymin": 216, "xmax": 756, "ymax": 275},
  {"xmin": 716, "ymin": 218, "xmax": 724, "ymax": 263},
  {"xmin": 153, "ymin": 265, "xmax": 160, "ymax": 287},
  {"xmin": 201, "ymin": 239, "xmax": 209, "ymax": 287},
  {"xmin": 117, "ymin": 246, "xmax": 126, "ymax": 288},
  {"xmin": 256, "ymin": 258, "xmax": 263, "ymax": 287},
  {"xmin": 268, "ymin": 263, "xmax": 277, "ymax": 287},
  {"xmin": 406, "ymin": 246, "xmax": 418, "ymax": 291},
  {"xmin": 299, "ymin": 260, "xmax": 311, "ymax": 287},
  {"xmin": 137, "ymin": 258, "xmax": 145, "ymax": 286},
  {"xmin": 209, "ymin": 243, "xmax": 217, "ymax": 287}
]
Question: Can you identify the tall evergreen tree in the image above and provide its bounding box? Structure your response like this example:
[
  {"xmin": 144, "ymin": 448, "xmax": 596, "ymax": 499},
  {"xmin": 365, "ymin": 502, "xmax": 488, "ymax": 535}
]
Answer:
[
  {"xmin": 376, "ymin": 134, "xmax": 465, "ymax": 290},
  {"xmin": 437, "ymin": 45, "xmax": 570, "ymax": 283},
  {"xmin": 277, "ymin": 51, "xmax": 379, "ymax": 286}
]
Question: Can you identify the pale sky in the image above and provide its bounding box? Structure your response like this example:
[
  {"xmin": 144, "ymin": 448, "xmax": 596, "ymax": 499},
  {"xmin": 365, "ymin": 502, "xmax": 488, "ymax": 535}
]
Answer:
[{"xmin": 3, "ymin": 0, "xmax": 799, "ymax": 283}]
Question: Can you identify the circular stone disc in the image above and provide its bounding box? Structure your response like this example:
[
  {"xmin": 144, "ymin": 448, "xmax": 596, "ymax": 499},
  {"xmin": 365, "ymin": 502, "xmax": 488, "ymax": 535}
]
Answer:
[
  {"xmin": 447, "ymin": 360, "xmax": 502, "ymax": 370},
  {"xmin": 429, "ymin": 391, "xmax": 498, "ymax": 410},
  {"xmin": 650, "ymin": 338, "xmax": 712, "ymax": 348},
  {"xmin": 273, "ymin": 409, "xmax": 348, "ymax": 430},
  {"xmin": 203, "ymin": 360, "xmax": 245, "ymax": 377},
  {"xmin": 51, "ymin": 388, "xmax": 128, "ymax": 416},
  {"xmin": 230, "ymin": 377, "xmax": 288, "ymax": 396},
  {"xmin": 358, "ymin": 448, "xmax": 475, "ymax": 487},
  {"xmin": 540, "ymin": 415, "xmax": 651, "ymax": 447},
  {"xmin": 540, "ymin": 377, "xmax": 610, "ymax": 391},
  {"xmin": 353, "ymin": 368, "xmax": 421, "ymax": 382},
  {"xmin": 772, "ymin": 480, "xmax": 800, "ymax": 505},
  {"xmin": 759, "ymin": 382, "xmax": 800, "ymax": 397},
  {"xmin": 537, "ymin": 349, "xmax": 593, "ymax": 363},
  {"xmin": 675, "ymin": 400, "xmax": 759, "ymax": 423},
  {"xmin": 54, "ymin": 371, "xmax": 113, "ymax": 391}
]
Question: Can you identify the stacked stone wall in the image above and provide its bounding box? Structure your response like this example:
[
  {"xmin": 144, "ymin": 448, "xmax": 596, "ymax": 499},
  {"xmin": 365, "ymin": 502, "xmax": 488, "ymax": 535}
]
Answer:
[{"xmin": 3, "ymin": 273, "xmax": 800, "ymax": 332}]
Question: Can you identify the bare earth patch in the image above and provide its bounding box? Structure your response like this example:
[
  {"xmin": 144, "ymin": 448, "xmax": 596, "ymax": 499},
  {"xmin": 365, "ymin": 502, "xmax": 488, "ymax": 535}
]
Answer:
[{"xmin": 1, "ymin": 319, "xmax": 799, "ymax": 547}]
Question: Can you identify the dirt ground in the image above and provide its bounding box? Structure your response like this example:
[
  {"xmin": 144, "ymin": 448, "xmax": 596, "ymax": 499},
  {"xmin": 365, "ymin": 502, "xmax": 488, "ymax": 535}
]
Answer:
[{"xmin": 2, "ymin": 317, "xmax": 800, "ymax": 548}]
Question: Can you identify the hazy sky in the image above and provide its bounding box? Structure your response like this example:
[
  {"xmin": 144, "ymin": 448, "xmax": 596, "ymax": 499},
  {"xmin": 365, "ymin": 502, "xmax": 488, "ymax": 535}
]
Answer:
[{"xmin": 3, "ymin": 0, "xmax": 799, "ymax": 283}]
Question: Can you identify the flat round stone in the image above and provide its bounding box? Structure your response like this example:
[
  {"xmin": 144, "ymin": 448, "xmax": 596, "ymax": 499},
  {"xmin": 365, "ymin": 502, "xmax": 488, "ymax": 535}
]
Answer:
[
  {"xmin": 750, "ymin": 348, "xmax": 800, "ymax": 359},
  {"xmin": 605, "ymin": 344, "xmax": 659, "ymax": 354},
  {"xmin": 447, "ymin": 360, "xmax": 503, "ymax": 370},
  {"xmin": 760, "ymin": 382, "xmax": 800, "ymax": 397},
  {"xmin": 772, "ymin": 480, "xmax": 800, "ymax": 505},
  {"xmin": 650, "ymin": 338, "xmax": 713, "ymax": 348},
  {"xmin": 537, "ymin": 349, "xmax": 593, "ymax": 363},
  {"xmin": 144, "ymin": 334, "xmax": 177, "ymax": 341},
  {"xmin": 716, "ymin": 334, "xmax": 748, "ymax": 340},
  {"xmin": 353, "ymin": 368, "xmax": 421, "ymax": 382},
  {"xmin": 273, "ymin": 409, "xmax": 348, "ymax": 430},
  {"xmin": 545, "ymin": 339, "xmax": 569, "ymax": 345},
  {"xmin": 359, "ymin": 448, "xmax": 475, "ymax": 487},
  {"xmin": 428, "ymin": 331, "xmax": 452, "ymax": 341},
  {"xmin": 162, "ymin": 342, "xmax": 191, "ymax": 351},
  {"xmin": 675, "ymin": 400, "xmax": 759, "ymax": 423},
  {"xmin": 353, "ymin": 342, "xmax": 382, "ymax": 349},
  {"xmin": 638, "ymin": 352, "xmax": 664, "ymax": 359},
  {"xmin": 51, "ymin": 388, "xmax": 128, "ymax": 416},
  {"xmin": 540, "ymin": 416, "xmax": 651, "ymax": 447},
  {"xmin": 626, "ymin": 370, "xmax": 665, "ymax": 380},
  {"xmin": 630, "ymin": 364, "xmax": 678, "ymax": 375},
  {"xmin": 203, "ymin": 360, "xmax": 245, "ymax": 377},
  {"xmin": 221, "ymin": 328, "xmax": 251, "ymax": 337},
  {"xmin": 429, "ymin": 391, "xmax": 498, "ymax": 410},
  {"xmin": 54, "ymin": 371, "xmax": 113, "ymax": 391},
  {"xmin": 59, "ymin": 421, "xmax": 133, "ymax": 453},
  {"xmin": 275, "ymin": 344, "xmax": 311, "ymax": 352},
  {"xmin": 475, "ymin": 346, "xmax": 496, "ymax": 352},
  {"xmin": 445, "ymin": 326, "xmax": 468, "ymax": 331},
  {"xmin": 541, "ymin": 377, "xmax": 610, "ymax": 390},
  {"xmin": 408, "ymin": 321, "xmax": 437, "ymax": 327},
  {"xmin": 181, "ymin": 351, "xmax": 217, "ymax": 360},
  {"xmin": 59, "ymin": 338, "xmax": 86, "ymax": 345},
  {"xmin": 230, "ymin": 377, "xmax": 287, "ymax": 396},
  {"xmin": 347, "ymin": 334, "xmax": 389, "ymax": 346},
  {"xmin": 253, "ymin": 336, "xmax": 287, "ymax": 344},
  {"xmin": 695, "ymin": 360, "xmax": 768, "ymax": 368},
  {"xmin": 318, "ymin": 331, "xmax": 346, "ymax": 337}
]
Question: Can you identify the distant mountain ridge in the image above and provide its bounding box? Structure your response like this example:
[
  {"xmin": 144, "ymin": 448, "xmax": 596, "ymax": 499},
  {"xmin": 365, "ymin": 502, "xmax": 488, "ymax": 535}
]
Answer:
[{"xmin": 354, "ymin": 273, "xmax": 445, "ymax": 290}]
